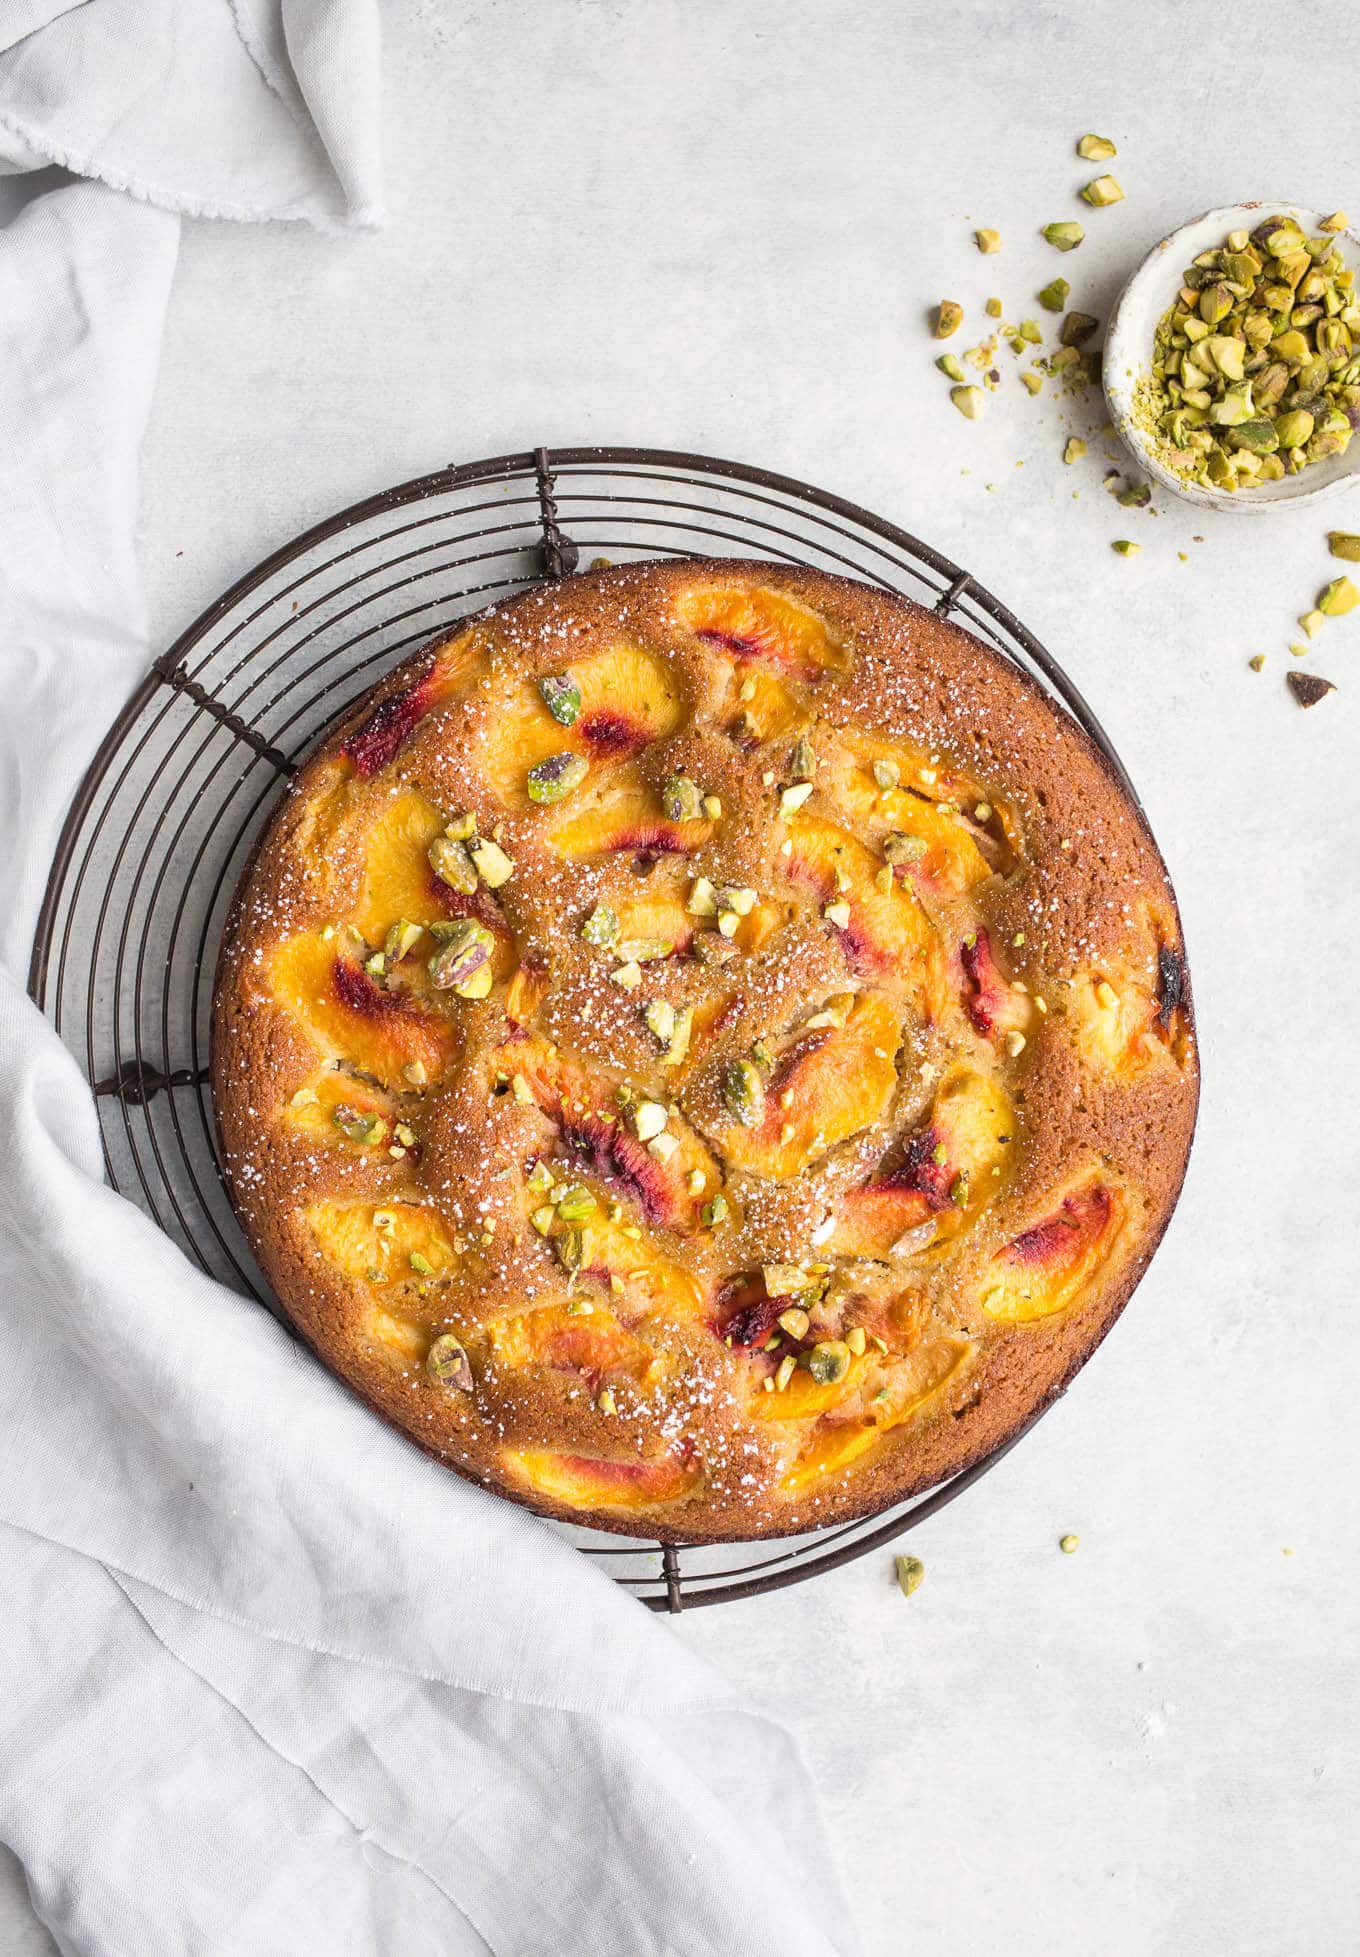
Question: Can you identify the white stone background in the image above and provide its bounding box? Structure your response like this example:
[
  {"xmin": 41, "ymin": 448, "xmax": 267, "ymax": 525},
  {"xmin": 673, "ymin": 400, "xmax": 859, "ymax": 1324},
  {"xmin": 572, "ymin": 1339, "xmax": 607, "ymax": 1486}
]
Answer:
[{"xmin": 4, "ymin": 2, "xmax": 1358, "ymax": 1951}]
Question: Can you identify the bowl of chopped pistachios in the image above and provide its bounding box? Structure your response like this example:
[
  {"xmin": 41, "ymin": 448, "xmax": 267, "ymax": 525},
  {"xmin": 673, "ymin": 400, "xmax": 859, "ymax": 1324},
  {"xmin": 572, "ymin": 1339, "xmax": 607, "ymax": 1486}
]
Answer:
[{"xmin": 1104, "ymin": 203, "xmax": 1360, "ymax": 509}]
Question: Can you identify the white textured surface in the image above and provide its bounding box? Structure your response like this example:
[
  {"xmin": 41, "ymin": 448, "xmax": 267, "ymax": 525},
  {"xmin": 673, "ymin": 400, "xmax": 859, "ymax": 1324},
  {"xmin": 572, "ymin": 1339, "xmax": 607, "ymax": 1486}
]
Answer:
[{"xmin": 6, "ymin": 2, "xmax": 1358, "ymax": 1952}]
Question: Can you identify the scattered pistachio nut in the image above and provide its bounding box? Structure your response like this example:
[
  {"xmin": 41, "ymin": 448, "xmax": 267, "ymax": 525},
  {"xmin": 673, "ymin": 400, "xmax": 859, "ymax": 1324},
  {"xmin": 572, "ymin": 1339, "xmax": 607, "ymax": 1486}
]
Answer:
[
  {"xmin": 581, "ymin": 902, "xmax": 620, "ymax": 948},
  {"xmin": 1020, "ymin": 370, "xmax": 1044, "ymax": 395},
  {"xmin": 428, "ymin": 835, "xmax": 478, "ymax": 895},
  {"xmin": 701, "ymin": 1193, "xmax": 730, "ymax": 1227},
  {"xmin": 1248, "ymin": 653, "xmax": 1266, "ymax": 672},
  {"xmin": 428, "ymin": 920, "xmax": 495, "ymax": 996},
  {"xmin": 806, "ymin": 1339, "xmax": 851, "ymax": 1386},
  {"xmin": 443, "ymin": 810, "xmax": 477, "ymax": 841},
  {"xmin": 469, "ymin": 837, "xmax": 514, "ymax": 888},
  {"xmin": 790, "ymin": 735, "xmax": 817, "ymax": 781},
  {"xmin": 643, "ymin": 998, "xmax": 676, "ymax": 1048},
  {"xmin": 1319, "ymin": 575, "xmax": 1360, "ymax": 615},
  {"xmin": 1299, "ymin": 610, "xmax": 1324, "ymax": 638},
  {"xmin": 1328, "ymin": 531, "xmax": 1360, "ymax": 561},
  {"xmin": 974, "ymin": 228, "xmax": 1002, "ymax": 253},
  {"xmin": 1060, "ymin": 311, "xmax": 1100, "ymax": 347},
  {"xmin": 1063, "ymin": 438, "xmax": 1087, "ymax": 465},
  {"xmin": 1077, "ymin": 133, "xmax": 1117, "ymax": 161},
  {"xmin": 1041, "ymin": 221, "xmax": 1084, "ymax": 252},
  {"xmin": 934, "ymin": 299, "xmax": 964, "ymax": 338},
  {"xmin": 1059, "ymin": 1533, "xmax": 1079, "ymax": 1554},
  {"xmin": 537, "ymin": 672, "xmax": 581, "ymax": 726},
  {"xmin": 722, "ymin": 1057, "xmax": 764, "ymax": 1127},
  {"xmin": 985, "ymin": 296, "xmax": 1003, "ymax": 319},
  {"xmin": 1319, "ymin": 212, "xmax": 1349, "ymax": 233},
  {"xmin": 882, "ymin": 831, "xmax": 926, "ymax": 865},
  {"xmin": 935, "ymin": 351, "xmax": 967, "ymax": 382},
  {"xmin": 1037, "ymin": 276, "xmax": 1070, "ymax": 313},
  {"xmin": 383, "ymin": 919, "xmax": 424, "ymax": 961},
  {"xmin": 527, "ymin": 751, "xmax": 589, "ymax": 804},
  {"xmin": 894, "ymin": 1554, "xmax": 925, "ymax": 1599},
  {"xmin": 1112, "ymin": 539, "xmax": 1140, "ymax": 556},
  {"xmin": 950, "ymin": 384, "xmax": 984, "ymax": 419},
  {"xmin": 1080, "ymin": 175, "xmax": 1123, "ymax": 207},
  {"xmin": 777, "ymin": 1305, "xmax": 811, "ymax": 1340},
  {"xmin": 1116, "ymin": 481, "xmax": 1151, "ymax": 508}
]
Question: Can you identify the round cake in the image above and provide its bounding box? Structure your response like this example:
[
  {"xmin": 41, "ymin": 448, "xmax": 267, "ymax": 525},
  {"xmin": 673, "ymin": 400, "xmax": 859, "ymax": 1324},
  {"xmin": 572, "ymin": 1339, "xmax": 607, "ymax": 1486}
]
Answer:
[{"xmin": 213, "ymin": 560, "xmax": 1197, "ymax": 1540}]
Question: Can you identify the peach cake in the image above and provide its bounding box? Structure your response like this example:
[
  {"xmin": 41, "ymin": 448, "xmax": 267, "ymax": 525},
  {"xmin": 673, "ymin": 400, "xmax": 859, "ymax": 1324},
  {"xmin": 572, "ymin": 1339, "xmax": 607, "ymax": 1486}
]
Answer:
[{"xmin": 213, "ymin": 561, "xmax": 1198, "ymax": 1540}]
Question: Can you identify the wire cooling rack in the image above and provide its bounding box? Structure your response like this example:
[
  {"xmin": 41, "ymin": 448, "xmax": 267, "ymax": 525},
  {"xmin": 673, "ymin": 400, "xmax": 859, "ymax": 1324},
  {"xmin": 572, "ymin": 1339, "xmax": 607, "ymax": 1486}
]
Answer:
[{"xmin": 28, "ymin": 446, "xmax": 1138, "ymax": 1612}]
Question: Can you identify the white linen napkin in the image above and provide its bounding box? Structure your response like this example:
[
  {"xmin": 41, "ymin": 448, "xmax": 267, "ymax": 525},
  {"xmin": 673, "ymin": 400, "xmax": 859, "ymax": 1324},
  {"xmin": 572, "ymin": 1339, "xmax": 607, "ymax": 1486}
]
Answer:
[{"xmin": 0, "ymin": 10, "xmax": 857, "ymax": 1953}]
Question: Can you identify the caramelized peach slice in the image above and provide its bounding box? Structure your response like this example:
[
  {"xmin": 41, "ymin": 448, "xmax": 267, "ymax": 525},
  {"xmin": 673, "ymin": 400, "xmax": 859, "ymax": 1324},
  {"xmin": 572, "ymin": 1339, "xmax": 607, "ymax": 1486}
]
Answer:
[
  {"xmin": 363, "ymin": 1305, "xmax": 427, "ymax": 1363},
  {"xmin": 351, "ymin": 791, "xmax": 516, "ymax": 975},
  {"xmin": 778, "ymin": 1423, "xmax": 882, "ymax": 1492},
  {"xmin": 980, "ymin": 1180, "xmax": 1125, "ymax": 1323},
  {"xmin": 830, "ymin": 1063, "xmax": 1012, "ymax": 1256},
  {"xmin": 713, "ymin": 993, "xmax": 903, "ymax": 1180},
  {"xmin": 475, "ymin": 644, "xmax": 685, "ymax": 805},
  {"xmin": 960, "ymin": 929, "xmax": 1033, "ymax": 1044},
  {"xmin": 304, "ymin": 1199, "xmax": 456, "ymax": 1285},
  {"xmin": 546, "ymin": 780, "xmax": 714, "ymax": 861},
  {"xmin": 577, "ymin": 1211, "xmax": 707, "ymax": 1320},
  {"xmin": 485, "ymin": 1304, "xmax": 658, "ymax": 1386},
  {"xmin": 1067, "ymin": 938, "xmax": 1191, "ymax": 1082},
  {"xmin": 501, "ymin": 1446, "xmax": 700, "ymax": 1511},
  {"xmin": 752, "ymin": 1356, "xmax": 870, "ymax": 1423},
  {"xmin": 269, "ymin": 935, "xmax": 456, "ymax": 1086},
  {"xmin": 822, "ymin": 733, "xmax": 1016, "ymax": 871},
  {"xmin": 785, "ymin": 814, "xmax": 944, "ymax": 989},
  {"xmin": 675, "ymin": 583, "xmax": 851, "ymax": 682},
  {"xmin": 342, "ymin": 627, "xmax": 488, "ymax": 776},
  {"xmin": 724, "ymin": 666, "xmax": 805, "ymax": 746},
  {"xmin": 507, "ymin": 1039, "xmax": 720, "ymax": 1232},
  {"xmin": 775, "ymin": 1333, "xmax": 975, "ymax": 1493},
  {"xmin": 504, "ymin": 962, "xmax": 549, "ymax": 1030}
]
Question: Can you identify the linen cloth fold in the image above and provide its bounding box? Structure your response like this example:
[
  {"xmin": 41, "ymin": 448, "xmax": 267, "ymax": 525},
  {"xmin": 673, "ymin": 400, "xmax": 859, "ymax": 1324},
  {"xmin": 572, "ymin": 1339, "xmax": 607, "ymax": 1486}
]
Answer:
[{"xmin": 0, "ymin": 9, "xmax": 858, "ymax": 1952}]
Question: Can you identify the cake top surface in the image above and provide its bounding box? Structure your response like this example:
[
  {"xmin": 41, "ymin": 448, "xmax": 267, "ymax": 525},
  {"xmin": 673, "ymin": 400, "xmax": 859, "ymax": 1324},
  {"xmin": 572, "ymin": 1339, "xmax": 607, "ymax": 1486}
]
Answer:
[{"xmin": 213, "ymin": 560, "xmax": 1197, "ymax": 1540}]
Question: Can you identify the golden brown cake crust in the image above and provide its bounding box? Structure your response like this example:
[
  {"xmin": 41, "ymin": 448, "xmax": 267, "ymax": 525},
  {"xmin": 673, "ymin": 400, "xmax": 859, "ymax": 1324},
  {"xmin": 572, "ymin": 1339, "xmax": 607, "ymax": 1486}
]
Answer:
[{"xmin": 212, "ymin": 561, "xmax": 1198, "ymax": 1541}]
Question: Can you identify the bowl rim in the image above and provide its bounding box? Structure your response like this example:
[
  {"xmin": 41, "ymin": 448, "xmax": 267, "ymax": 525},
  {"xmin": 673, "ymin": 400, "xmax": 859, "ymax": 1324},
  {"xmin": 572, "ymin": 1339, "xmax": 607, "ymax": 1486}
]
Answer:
[{"xmin": 1102, "ymin": 200, "xmax": 1360, "ymax": 512}]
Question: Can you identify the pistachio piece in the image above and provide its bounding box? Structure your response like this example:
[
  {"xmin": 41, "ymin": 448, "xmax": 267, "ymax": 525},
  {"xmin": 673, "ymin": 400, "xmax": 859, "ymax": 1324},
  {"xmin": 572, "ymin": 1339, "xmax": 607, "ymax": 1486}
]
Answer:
[
  {"xmin": 974, "ymin": 228, "xmax": 1002, "ymax": 253},
  {"xmin": 333, "ymin": 1107, "xmax": 387, "ymax": 1147},
  {"xmin": 985, "ymin": 296, "xmax": 1003, "ymax": 319},
  {"xmin": 428, "ymin": 834, "xmax": 479, "ymax": 895},
  {"xmin": 1076, "ymin": 133, "xmax": 1117, "ymax": 161},
  {"xmin": 1037, "ymin": 277, "xmax": 1070, "ymax": 313},
  {"xmin": 537, "ymin": 672, "xmax": 581, "ymax": 726},
  {"xmin": 1041, "ymin": 222, "xmax": 1084, "ymax": 252},
  {"xmin": 1080, "ymin": 175, "xmax": 1123, "ymax": 207},
  {"xmin": 722, "ymin": 1057, "xmax": 764, "ymax": 1127},
  {"xmin": 777, "ymin": 1305, "xmax": 811, "ymax": 1340},
  {"xmin": 426, "ymin": 1334, "xmax": 473, "ymax": 1393},
  {"xmin": 701, "ymin": 1194, "xmax": 730, "ymax": 1227},
  {"xmin": 949, "ymin": 384, "xmax": 984, "ymax": 419},
  {"xmin": 1299, "ymin": 610, "xmax": 1324, "ymax": 639},
  {"xmin": 383, "ymin": 919, "xmax": 424, "ymax": 961},
  {"xmin": 1319, "ymin": 576, "xmax": 1360, "ymax": 616},
  {"xmin": 428, "ymin": 919, "xmax": 495, "ymax": 995},
  {"xmin": 661, "ymin": 774, "xmax": 704, "ymax": 822},
  {"xmin": 1327, "ymin": 532, "xmax": 1360, "ymax": 562},
  {"xmin": 934, "ymin": 300, "xmax": 964, "ymax": 338},
  {"xmin": 871, "ymin": 758, "xmax": 900, "ymax": 789},
  {"xmin": 469, "ymin": 837, "xmax": 515, "ymax": 888},
  {"xmin": 686, "ymin": 875, "xmax": 718, "ymax": 917},
  {"xmin": 894, "ymin": 1554, "xmax": 925, "ymax": 1599},
  {"xmin": 527, "ymin": 751, "xmax": 589, "ymax": 804},
  {"xmin": 555, "ymin": 1184, "xmax": 596, "ymax": 1223},
  {"xmin": 779, "ymin": 780, "xmax": 813, "ymax": 815},
  {"xmin": 631, "ymin": 1100, "xmax": 669, "ymax": 1142},
  {"xmin": 935, "ymin": 352, "xmax": 967, "ymax": 382},
  {"xmin": 882, "ymin": 831, "xmax": 927, "ymax": 865},
  {"xmin": 790, "ymin": 735, "xmax": 817, "ymax": 781},
  {"xmin": 643, "ymin": 998, "xmax": 676, "ymax": 1048},
  {"xmin": 1020, "ymin": 370, "xmax": 1044, "ymax": 395},
  {"xmin": 1198, "ymin": 282, "xmax": 1234, "ymax": 325},
  {"xmin": 1112, "ymin": 539, "xmax": 1140, "ymax": 556},
  {"xmin": 1062, "ymin": 437, "xmax": 1086, "ymax": 465},
  {"xmin": 1319, "ymin": 212, "xmax": 1349, "ymax": 234},
  {"xmin": 662, "ymin": 1006, "xmax": 693, "ymax": 1069},
  {"xmin": 806, "ymin": 1339, "xmax": 851, "ymax": 1386},
  {"xmin": 1058, "ymin": 1533, "xmax": 1079, "ymax": 1555},
  {"xmin": 580, "ymin": 902, "xmax": 619, "ymax": 948},
  {"xmin": 1059, "ymin": 311, "xmax": 1099, "ymax": 347},
  {"xmin": 615, "ymin": 936, "xmax": 673, "ymax": 963}
]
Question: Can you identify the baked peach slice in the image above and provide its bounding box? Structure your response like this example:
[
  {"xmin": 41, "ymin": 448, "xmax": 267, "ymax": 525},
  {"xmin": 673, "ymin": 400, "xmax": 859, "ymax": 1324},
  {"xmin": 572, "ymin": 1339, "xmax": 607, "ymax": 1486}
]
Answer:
[
  {"xmin": 1066, "ymin": 936, "xmax": 1191, "ymax": 1082},
  {"xmin": 500, "ymin": 1445, "xmax": 701, "ymax": 1512},
  {"xmin": 474, "ymin": 643, "xmax": 685, "ymax": 806},
  {"xmin": 341, "ymin": 626, "xmax": 489, "ymax": 777},
  {"xmin": 820, "ymin": 733, "xmax": 1017, "ymax": 875},
  {"xmin": 830, "ymin": 1063, "xmax": 1013, "ymax": 1256},
  {"xmin": 282, "ymin": 1067, "xmax": 402, "ymax": 1150},
  {"xmin": 775, "ymin": 1332, "xmax": 976, "ymax": 1494},
  {"xmin": 269, "ymin": 934, "xmax": 457, "ymax": 1087},
  {"xmin": 711, "ymin": 992, "xmax": 903, "ymax": 1181},
  {"xmin": 304, "ymin": 1198, "xmax": 457, "ymax": 1286},
  {"xmin": 484, "ymin": 1303, "xmax": 659, "ymax": 1389},
  {"xmin": 546, "ymin": 778, "xmax": 715, "ymax": 861},
  {"xmin": 506, "ymin": 1038, "xmax": 721, "ymax": 1232},
  {"xmin": 959, "ymin": 928, "xmax": 1033, "ymax": 1045},
  {"xmin": 674, "ymin": 582, "xmax": 852, "ymax": 682},
  {"xmin": 785, "ymin": 814, "xmax": 944, "ymax": 990},
  {"xmin": 979, "ymin": 1177, "xmax": 1126, "ymax": 1323},
  {"xmin": 723, "ymin": 666, "xmax": 805, "ymax": 747}
]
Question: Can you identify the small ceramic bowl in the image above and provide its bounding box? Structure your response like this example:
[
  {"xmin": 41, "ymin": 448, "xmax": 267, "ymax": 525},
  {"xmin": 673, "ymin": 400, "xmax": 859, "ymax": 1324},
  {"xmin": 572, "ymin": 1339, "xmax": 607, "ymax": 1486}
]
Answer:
[{"xmin": 1103, "ymin": 202, "xmax": 1360, "ymax": 512}]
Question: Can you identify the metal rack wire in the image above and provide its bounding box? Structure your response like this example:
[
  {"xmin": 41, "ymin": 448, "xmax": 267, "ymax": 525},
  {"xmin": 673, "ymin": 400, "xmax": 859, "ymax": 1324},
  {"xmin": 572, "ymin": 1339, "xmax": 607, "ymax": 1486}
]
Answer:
[{"xmin": 27, "ymin": 446, "xmax": 1138, "ymax": 1611}]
